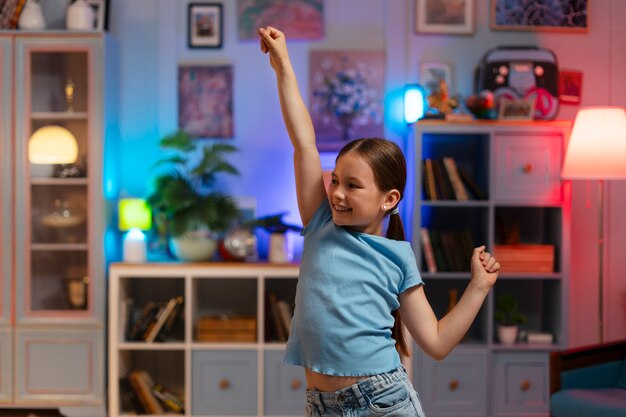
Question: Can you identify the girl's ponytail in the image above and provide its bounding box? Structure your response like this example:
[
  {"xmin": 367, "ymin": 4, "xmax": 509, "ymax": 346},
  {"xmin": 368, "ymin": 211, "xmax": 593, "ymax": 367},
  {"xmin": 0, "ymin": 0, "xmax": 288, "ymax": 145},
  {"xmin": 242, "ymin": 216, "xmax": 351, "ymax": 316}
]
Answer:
[{"xmin": 386, "ymin": 209, "xmax": 410, "ymax": 357}]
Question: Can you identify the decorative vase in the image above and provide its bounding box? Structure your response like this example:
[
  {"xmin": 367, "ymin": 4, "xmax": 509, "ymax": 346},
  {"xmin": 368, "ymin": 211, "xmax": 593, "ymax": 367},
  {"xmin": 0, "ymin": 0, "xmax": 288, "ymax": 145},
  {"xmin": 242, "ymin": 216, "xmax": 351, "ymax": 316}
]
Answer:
[
  {"xmin": 18, "ymin": 0, "xmax": 46, "ymax": 30},
  {"xmin": 169, "ymin": 229, "xmax": 218, "ymax": 262},
  {"xmin": 268, "ymin": 233, "xmax": 288, "ymax": 263},
  {"xmin": 497, "ymin": 325, "xmax": 519, "ymax": 345},
  {"xmin": 66, "ymin": 0, "xmax": 95, "ymax": 30}
]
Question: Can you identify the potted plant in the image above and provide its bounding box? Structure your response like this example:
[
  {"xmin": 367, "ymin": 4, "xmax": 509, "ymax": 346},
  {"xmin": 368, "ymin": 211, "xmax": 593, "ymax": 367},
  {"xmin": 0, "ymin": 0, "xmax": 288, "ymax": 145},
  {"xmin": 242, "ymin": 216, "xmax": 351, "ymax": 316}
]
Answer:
[
  {"xmin": 146, "ymin": 130, "xmax": 240, "ymax": 261},
  {"xmin": 494, "ymin": 294, "xmax": 527, "ymax": 345}
]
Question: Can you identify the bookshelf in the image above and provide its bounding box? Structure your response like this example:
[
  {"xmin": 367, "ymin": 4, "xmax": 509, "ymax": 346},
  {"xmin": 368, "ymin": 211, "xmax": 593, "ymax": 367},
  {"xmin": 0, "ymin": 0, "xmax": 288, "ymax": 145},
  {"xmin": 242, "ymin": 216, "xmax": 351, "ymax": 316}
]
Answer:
[
  {"xmin": 410, "ymin": 120, "xmax": 571, "ymax": 417},
  {"xmin": 108, "ymin": 263, "xmax": 302, "ymax": 417}
]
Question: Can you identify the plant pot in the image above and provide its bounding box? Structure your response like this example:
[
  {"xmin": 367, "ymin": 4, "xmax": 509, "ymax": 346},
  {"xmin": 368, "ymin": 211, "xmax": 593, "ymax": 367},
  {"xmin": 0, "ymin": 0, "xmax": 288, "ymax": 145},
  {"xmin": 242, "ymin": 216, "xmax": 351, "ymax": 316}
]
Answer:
[
  {"xmin": 497, "ymin": 325, "xmax": 519, "ymax": 345},
  {"xmin": 170, "ymin": 230, "xmax": 217, "ymax": 261}
]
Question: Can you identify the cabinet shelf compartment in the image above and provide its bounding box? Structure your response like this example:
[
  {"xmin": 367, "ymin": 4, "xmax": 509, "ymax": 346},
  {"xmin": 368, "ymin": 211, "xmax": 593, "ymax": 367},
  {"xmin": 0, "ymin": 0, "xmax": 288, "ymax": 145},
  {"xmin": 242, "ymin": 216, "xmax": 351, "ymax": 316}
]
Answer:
[
  {"xmin": 421, "ymin": 133, "xmax": 489, "ymax": 201},
  {"xmin": 30, "ymin": 51, "xmax": 88, "ymax": 113},
  {"xmin": 192, "ymin": 278, "xmax": 257, "ymax": 343},
  {"xmin": 30, "ymin": 250, "xmax": 87, "ymax": 312},
  {"xmin": 118, "ymin": 349, "xmax": 185, "ymax": 416},
  {"xmin": 265, "ymin": 278, "xmax": 297, "ymax": 343},
  {"xmin": 31, "ymin": 184, "xmax": 88, "ymax": 244},
  {"xmin": 120, "ymin": 277, "xmax": 185, "ymax": 343},
  {"xmin": 493, "ymin": 279, "xmax": 562, "ymax": 347},
  {"xmin": 423, "ymin": 278, "xmax": 488, "ymax": 345}
]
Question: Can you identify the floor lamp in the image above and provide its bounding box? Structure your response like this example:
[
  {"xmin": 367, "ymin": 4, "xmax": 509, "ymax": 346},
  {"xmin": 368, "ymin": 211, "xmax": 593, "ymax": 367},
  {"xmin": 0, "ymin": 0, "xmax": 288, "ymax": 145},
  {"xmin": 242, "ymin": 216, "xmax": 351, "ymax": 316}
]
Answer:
[{"xmin": 561, "ymin": 107, "xmax": 626, "ymax": 342}]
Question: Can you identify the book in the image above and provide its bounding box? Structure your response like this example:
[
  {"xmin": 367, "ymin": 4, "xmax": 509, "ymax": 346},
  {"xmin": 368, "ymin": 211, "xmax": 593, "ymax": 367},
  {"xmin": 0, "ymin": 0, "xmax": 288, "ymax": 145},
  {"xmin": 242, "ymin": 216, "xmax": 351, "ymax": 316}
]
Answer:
[
  {"xmin": 525, "ymin": 331, "xmax": 554, "ymax": 344},
  {"xmin": 276, "ymin": 300, "xmax": 293, "ymax": 337},
  {"xmin": 443, "ymin": 157, "xmax": 469, "ymax": 201},
  {"xmin": 161, "ymin": 295, "xmax": 184, "ymax": 337},
  {"xmin": 268, "ymin": 292, "xmax": 287, "ymax": 342},
  {"xmin": 120, "ymin": 375, "xmax": 146, "ymax": 414},
  {"xmin": 128, "ymin": 370, "xmax": 164, "ymax": 414},
  {"xmin": 152, "ymin": 383, "xmax": 185, "ymax": 413},
  {"xmin": 433, "ymin": 158, "xmax": 454, "ymax": 200},
  {"xmin": 457, "ymin": 165, "xmax": 486, "ymax": 200},
  {"xmin": 128, "ymin": 301, "xmax": 160, "ymax": 341},
  {"xmin": 420, "ymin": 227, "xmax": 437, "ymax": 273},
  {"xmin": 423, "ymin": 158, "xmax": 438, "ymax": 201},
  {"xmin": 144, "ymin": 296, "xmax": 179, "ymax": 343}
]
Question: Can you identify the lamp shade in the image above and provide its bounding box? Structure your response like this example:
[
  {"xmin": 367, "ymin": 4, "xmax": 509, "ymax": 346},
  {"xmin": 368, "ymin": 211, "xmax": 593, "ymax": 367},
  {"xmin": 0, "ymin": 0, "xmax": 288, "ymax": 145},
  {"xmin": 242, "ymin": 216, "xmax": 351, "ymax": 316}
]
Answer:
[
  {"xmin": 118, "ymin": 198, "xmax": 152, "ymax": 231},
  {"xmin": 561, "ymin": 107, "xmax": 626, "ymax": 179},
  {"xmin": 28, "ymin": 125, "xmax": 79, "ymax": 164},
  {"xmin": 404, "ymin": 84, "xmax": 426, "ymax": 124}
]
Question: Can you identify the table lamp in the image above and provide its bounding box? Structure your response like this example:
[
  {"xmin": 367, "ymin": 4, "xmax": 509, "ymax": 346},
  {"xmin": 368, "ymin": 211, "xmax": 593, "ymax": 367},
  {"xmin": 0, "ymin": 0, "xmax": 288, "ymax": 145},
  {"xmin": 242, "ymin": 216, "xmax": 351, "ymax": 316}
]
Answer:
[
  {"xmin": 28, "ymin": 125, "xmax": 78, "ymax": 164},
  {"xmin": 561, "ymin": 106, "xmax": 626, "ymax": 342},
  {"xmin": 404, "ymin": 84, "xmax": 426, "ymax": 124},
  {"xmin": 118, "ymin": 198, "xmax": 152, "ymax": 263}
]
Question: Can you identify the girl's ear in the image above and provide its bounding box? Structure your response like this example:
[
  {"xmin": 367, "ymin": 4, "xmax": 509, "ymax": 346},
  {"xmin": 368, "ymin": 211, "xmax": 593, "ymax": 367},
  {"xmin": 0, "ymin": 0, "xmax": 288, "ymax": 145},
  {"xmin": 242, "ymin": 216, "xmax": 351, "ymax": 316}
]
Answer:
[{"xmin": 383, "ymin": 189, "xmax": 401, "ymax": 209}]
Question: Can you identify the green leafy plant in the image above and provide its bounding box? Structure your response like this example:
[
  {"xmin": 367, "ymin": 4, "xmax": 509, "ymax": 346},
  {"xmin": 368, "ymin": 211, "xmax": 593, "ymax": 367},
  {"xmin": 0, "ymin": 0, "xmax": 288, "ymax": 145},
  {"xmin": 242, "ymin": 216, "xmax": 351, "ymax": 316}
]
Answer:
[
  {"xmin": 146, "ymin": 130, "xmax": 240, "ymax": 238},
  {"xmin": 494, "ymin": 294, "xmax": 527, "ymax": 326}
]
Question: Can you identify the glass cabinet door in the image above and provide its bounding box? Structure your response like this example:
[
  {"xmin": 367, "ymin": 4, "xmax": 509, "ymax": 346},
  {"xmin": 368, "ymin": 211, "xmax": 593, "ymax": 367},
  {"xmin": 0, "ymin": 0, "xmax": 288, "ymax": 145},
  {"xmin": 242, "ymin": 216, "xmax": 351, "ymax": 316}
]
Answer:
[
  {"xmin": 0, "ymin": 36, "xmax": 11, "ymax": 326},
  {"xmin": 15, "ymin": 39, "xmax": 96, "ymax": 320}
]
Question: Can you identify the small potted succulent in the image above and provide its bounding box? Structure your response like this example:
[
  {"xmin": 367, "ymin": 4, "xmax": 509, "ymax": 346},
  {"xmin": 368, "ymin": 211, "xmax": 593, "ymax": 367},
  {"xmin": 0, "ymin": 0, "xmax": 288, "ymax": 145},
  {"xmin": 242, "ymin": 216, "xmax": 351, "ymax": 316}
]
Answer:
[{"xmin": 494, "ymin": 294, "xmax": 527, "ymax": 345}]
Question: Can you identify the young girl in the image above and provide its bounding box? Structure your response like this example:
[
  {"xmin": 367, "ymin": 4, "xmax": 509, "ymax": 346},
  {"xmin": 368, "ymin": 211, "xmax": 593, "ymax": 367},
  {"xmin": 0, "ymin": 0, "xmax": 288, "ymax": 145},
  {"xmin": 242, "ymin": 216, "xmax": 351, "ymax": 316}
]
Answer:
[{"xmin": 258, "ymin": 26, "xmax": 500, "ymax": 417}]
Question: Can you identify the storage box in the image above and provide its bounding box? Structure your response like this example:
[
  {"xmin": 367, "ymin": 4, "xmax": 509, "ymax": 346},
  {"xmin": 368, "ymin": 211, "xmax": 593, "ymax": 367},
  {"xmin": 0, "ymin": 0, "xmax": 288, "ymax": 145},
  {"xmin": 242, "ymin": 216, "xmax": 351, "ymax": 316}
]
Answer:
[
  {"xmin": 493, "ymin": 244, "xmax": 555, "ymax": 273},
  {"xmin": 195, "ymin": 316, "xmax": 257, "ymax": 342}
]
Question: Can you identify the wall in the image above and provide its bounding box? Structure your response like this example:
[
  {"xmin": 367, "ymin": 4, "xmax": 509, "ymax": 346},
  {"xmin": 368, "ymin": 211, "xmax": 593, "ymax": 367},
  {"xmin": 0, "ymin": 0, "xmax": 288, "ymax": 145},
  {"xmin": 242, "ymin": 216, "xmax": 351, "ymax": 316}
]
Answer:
[{"xmin": 108, "ymin": 0, "xmax": 626, "ymax": 347}]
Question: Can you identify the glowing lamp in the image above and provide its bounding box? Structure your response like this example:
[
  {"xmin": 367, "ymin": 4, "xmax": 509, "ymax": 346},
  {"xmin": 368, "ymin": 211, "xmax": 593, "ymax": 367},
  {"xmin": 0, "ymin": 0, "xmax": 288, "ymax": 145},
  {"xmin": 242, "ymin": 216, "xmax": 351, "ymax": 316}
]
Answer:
[
  {"xmin": 561, "ymin": 106, "xmax": 626, "ymax": 342},
  {"xmin": 404, "ymin": 84, "xmax": 426, "ymax": 124},
  {"xmin": 28, "ymin": 125, "xmax": 78, "ymax": 164},
  {"xmin": 118, "ymin": 198, "xmax": 152, "ymax": 263}
]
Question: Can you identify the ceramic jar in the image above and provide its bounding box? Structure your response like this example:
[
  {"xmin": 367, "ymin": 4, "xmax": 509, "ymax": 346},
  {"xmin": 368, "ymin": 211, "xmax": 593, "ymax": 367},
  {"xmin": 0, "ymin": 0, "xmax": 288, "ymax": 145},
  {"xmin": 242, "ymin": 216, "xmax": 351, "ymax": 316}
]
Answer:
[
  {"xmin": 18, "ymin": 0, "xmax": 46, "ymax": 30},
  {"xmin": 66, "ymin": 0, "xmax": 95, "ymax": 30}
]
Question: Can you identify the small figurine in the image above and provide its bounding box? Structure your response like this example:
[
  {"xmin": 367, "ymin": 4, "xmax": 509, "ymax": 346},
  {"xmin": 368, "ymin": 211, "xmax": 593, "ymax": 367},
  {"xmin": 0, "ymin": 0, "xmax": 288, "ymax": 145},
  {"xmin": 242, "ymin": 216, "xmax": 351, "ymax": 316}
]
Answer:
[
  {"xmin": 65, "ymin": 77, "xmax": 75, "ymax": 112},
  {"xmin": 427, "ymin": 79, "xmax": 458, "ymax": 115}
]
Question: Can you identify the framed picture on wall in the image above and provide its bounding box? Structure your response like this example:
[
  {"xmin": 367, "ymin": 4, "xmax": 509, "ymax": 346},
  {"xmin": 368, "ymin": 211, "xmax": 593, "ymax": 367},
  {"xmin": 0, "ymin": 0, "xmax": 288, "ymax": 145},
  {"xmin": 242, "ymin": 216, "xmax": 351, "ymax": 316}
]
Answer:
[
  {"xmin": 86, "ymin": 0, "xmax": 106, "ymax": 31},
  {"xmin": 415, "ymin": 0, "xmax": 474, "ymax": 35},
  {"xmin": 237, "ymin": 0, "xmax": 324, "ymax": 41},
  {"xmin": 559, "ymin": 70, "xmax": 583, "ymax": 104},
  {"xmin": 491, "ymin": 0, "xmax": 588, "ymax": 32},
  {"xmin": 188, "ymin": 3, "xmax": 223, "ymax": 48}
]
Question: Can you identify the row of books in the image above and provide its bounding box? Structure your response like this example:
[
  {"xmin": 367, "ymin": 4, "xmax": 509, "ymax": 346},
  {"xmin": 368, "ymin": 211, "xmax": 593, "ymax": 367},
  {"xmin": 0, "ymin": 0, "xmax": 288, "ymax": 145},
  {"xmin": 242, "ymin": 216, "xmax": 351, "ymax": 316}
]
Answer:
[
  {"xmin": 121, "ymin": 369, "xmax": 184, "ymax": 414},
  {"xmin": 124, "ymin": 296, "xmax": 184, "ymax": 342},
  {"xmin": 422, "ymin": 157, "xmax": 486, "ymax": 201},
  {"xmin": 266, "ymin": 292, "xmax": 294, "ymax": 342},
  {"xmin": 420, "ymin": 227, "xmax": 474, "ymax": 273}
]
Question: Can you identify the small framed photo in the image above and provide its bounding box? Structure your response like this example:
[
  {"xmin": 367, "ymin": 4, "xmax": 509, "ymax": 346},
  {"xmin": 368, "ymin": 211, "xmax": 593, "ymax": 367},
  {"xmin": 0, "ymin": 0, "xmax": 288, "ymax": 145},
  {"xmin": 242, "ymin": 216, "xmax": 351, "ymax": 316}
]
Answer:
[
  {"xmin": 415, "ymin": 0, "xmax": 474, "ymax": 35},
  {"xmin": 498, "ymin": 98, "xmax": 535, "ymax": 120},
  {"xmin": 419, "ymin": 62, "xmax": 453, "ymax": 96},
  {"xmin": 559, "ymin": 70, "xmax": 583, "ymax": 105},
  {"xmin": 188, "ymin": 3, "xmax": 223, "ymax": 49},
  {"xmin": 86, "ymin": 0, "xmax": 106, "ymax": 31}
]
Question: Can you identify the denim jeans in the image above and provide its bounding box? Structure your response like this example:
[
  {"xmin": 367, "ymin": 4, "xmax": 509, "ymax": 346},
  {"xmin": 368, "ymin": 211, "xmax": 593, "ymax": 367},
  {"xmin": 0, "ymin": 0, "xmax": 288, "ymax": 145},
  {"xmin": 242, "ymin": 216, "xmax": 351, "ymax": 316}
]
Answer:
[{"xmin": 305, "ymin": 366, "xmax": 426, "ymax": 416}]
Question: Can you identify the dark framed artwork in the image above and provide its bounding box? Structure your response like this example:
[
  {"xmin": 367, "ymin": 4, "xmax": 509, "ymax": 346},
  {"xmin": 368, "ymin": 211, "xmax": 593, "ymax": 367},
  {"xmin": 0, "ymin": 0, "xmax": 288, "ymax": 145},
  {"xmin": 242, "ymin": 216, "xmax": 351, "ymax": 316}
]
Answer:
[
  {"xmin": 237, "ymin": 0, "xmax": 324, "ymax": 40},
  {"xmin": 178, "ymin": 65, "xmax": 234, "ymax": 138},
  {"xmin": 559, "ymin": 70, "xmax": 583, "ymax": 104},
  {"xmin": 188, "ymin": 3, "xmax": 223, "ymax": 48},
  {"xmin": 491, "ymin": 0, "xmax": 588, "ymax": 32}
]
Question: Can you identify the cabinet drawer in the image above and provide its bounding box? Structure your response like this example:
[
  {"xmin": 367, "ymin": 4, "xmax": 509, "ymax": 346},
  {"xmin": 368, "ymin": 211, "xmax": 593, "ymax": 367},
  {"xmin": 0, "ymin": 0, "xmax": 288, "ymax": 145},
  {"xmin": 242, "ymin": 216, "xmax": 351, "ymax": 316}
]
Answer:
[
  {"xmin": 494, "ymin": 134, "xmax": 562, "ymax": 203},
  {"xmin": 264, "ymin": 350, "xmax": 305, "ymax": 415},
  {"xmin": 15, "ymin": 329, "xmax": 102, "ymax": 402},
  {"xmin": 415, "ymin": 349, "xmax": 487, "ymax": 416},
  {"xmin": 0, "ymin": 328, "xmax": 11, "ymax": 402},
  {"xmin": 492, "ymin": 352, "xmax": 549, "ymax": 416},
  {"xmin": 192, "ymin": 350, "xmax": 257, "ymax": 415}
]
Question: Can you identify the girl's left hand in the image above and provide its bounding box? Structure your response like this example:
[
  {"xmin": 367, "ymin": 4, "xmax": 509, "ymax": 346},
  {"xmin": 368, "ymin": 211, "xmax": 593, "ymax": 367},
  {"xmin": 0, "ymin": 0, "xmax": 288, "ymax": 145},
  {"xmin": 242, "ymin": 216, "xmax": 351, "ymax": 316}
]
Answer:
[{"xmin": 471, "ymin": 245, "xmax": 500, "ymax": 289}]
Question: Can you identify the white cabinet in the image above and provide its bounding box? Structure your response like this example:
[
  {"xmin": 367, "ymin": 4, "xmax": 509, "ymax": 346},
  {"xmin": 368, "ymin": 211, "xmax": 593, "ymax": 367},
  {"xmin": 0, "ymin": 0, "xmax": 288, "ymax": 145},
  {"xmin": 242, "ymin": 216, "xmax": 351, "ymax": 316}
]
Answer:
[
  {"xmin": 108, "ymin": 263, "xmax": 302, "ymax": 417},
  {"xmin": 411, "ymin": 120, "xmax": 571, "ymax": 417},
  {"xmin": 0, "ymin": 32, "xmax": 116, "ymax": 417}
]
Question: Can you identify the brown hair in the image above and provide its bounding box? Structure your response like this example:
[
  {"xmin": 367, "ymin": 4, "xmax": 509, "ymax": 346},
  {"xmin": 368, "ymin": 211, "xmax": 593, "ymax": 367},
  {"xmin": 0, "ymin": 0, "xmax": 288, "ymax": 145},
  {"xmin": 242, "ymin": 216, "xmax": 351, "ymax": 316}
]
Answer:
[{"xmin": 336, "ymin": 138, "xmax": 410, "ymax": 357}]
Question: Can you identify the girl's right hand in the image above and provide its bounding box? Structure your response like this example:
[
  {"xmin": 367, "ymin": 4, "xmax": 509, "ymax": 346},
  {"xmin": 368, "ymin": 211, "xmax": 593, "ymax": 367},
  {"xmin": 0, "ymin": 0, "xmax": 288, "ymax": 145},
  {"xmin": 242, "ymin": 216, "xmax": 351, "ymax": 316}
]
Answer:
[{"xmin": 258, "ymin": 26, "xmax": 289, "ymax": 72}]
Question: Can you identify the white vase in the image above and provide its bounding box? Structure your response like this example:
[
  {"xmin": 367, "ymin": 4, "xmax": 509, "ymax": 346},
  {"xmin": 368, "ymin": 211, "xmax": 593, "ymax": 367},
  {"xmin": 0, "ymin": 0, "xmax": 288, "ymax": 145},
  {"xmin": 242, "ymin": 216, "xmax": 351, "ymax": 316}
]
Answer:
[
  {"xmin": 169, "ymin": 230, "xmax": 217, "ymax": 262},
  {"xmin": 497, "ymin": 325, "xmax": 519, "ymax": 345},
  {"xmin": 268, "ymin": 233, "xmax": 289, "ymax": 263},
  {"xmin": 18, "ymin": 0, "xmax": 46, "ymax": 30},
  {"xmin": 66, "ymin": 0, "xmax": 95, "ymax": 30}
]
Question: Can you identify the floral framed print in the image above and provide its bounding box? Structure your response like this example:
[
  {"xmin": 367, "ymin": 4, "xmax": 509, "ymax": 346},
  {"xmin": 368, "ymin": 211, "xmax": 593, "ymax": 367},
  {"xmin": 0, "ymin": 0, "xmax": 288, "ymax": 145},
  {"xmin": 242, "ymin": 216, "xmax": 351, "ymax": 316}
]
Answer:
[
  {"xmin": 237, "ymin": 0, "xmax": 324, "ymax": 40},
  {"xmin": 178, "ymin": 65, "xmax": 234, "ymax": 138},
  {"xmin": 309, "ymin": 51, "xmax": 385, "ymax": 152},
  {"xmin": 415, "ymin": 0, "xmax": 474, "ymax": 35},
  {"xmin": 188, "ymin": 3, "xmax": 223, "ymax": 48},
  {"xmin": 491, "ymin": 0, "xmax": 588, "ymax": 32}
]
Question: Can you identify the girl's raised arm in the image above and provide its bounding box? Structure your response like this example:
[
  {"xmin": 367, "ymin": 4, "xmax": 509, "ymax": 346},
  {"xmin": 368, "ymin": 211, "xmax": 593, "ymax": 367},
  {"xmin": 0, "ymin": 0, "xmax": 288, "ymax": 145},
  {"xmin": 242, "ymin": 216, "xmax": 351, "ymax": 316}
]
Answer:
[{"xmin": 259, "ymin": 26, "xmax": 326, "ymax": 226}]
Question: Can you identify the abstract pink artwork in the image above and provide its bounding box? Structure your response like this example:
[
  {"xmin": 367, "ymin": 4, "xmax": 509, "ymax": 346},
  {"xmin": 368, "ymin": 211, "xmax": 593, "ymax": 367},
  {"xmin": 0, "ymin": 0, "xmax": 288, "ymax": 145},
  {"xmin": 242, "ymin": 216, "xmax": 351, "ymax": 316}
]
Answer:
[
  {"xmin": 178, "ymin": 66, "xmax": 234, "ymax": 138},
  {"xmin": 309, "ymin": 51, "xmax": 385, "ymax": 152},
  {"xmin": 237, "ymin": 0, "xmax": 324, "ymax": 40}
]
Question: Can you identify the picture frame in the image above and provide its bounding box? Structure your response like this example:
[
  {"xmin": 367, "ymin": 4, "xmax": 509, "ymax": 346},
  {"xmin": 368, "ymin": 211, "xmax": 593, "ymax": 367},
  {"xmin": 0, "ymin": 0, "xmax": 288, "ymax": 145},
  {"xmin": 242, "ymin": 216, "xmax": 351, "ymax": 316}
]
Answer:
[
  {"xmin": 419, "ymin": 62, "xmax": 453, "ymax": 97},
  {"xmin": 86, "ymin": 0, "xmax": 106, "ymax": 31},
  {"xmin": 188, "ymin": 3, "xmax": 223, "ymax": 49},
  {"xmin": 498, "ymin": 98, "xmax": 535, "ymax": 120},
  {"xmin": 415, "ymin": 0, "xmax": 474, "ymax": 35},
  {"xmin": 559, "ymin": 70, "xmax": 583, "ymax": 105},
  {"xmin": 491, "ymin": 0, "xmax": 588, "ymax": 32},
  {"xmin": 237, "ymin": 0, "xmax": 324, "ymax": 41},
  {"xmin": 178, "ymin": 65, "xmax": 234, "ymax": 138}
]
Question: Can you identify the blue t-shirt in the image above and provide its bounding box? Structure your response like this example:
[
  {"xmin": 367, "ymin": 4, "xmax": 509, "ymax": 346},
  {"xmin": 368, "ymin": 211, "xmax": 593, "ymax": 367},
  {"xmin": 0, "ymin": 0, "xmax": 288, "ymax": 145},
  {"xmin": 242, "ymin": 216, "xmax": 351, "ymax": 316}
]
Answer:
[{"xmin": 283, "ymin": 200, "xmax": 423, "ymax": 376}]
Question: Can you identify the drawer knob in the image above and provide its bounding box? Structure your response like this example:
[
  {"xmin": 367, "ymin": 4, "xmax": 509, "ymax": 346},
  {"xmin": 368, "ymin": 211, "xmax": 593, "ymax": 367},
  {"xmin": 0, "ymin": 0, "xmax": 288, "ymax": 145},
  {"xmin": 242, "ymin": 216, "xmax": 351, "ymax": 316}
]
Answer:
[
  {"xmin": 520, "ymin": 380, "xmax": 531, "ymax": 391},
  {"xmin": 449, "ymin": 379, "xmax": 459, "ymax": 391},
  {"xmin": 290, "ymin": 378, "xmax": 302, "ymax": 390},
  {"xmin": 219, "ymin": 378, "xmax": 231, "ymax": 390},
  {"xmin": 522, "ymin": 163, "xmax": 533, "ymax": 174}
]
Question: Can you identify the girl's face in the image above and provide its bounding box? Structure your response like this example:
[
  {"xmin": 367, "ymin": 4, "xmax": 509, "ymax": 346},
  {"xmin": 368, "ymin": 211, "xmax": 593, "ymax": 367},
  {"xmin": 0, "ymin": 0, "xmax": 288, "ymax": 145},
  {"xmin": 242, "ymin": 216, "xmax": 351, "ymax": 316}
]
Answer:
[{"xmin": 328, "ymin": 152, "xmax": 393, "ymax": 236}]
